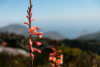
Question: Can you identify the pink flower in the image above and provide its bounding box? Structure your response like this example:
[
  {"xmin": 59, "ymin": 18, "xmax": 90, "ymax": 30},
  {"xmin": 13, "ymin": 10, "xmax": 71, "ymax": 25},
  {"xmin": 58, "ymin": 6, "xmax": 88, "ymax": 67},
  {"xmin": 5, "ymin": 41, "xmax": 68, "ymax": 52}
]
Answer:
[
  {"xmin": 29, "ymin": 26, "xmax": 40, "ymax": 33},
  {"xmin": 56, "ymin": 59, "xmax": 61, "ymax": 64},
  {"xmin": 33, "ymin": 48, "xmax": 42, "ymax": 53},
  {"xmin": 52, "ymin": 57, "xmax": 56, "ymax": 62},
  {"xmin": 31, "ymin": 32, "xmax": 43, "ymax": 36},
  {"xmin": 35, "ymin": 42, "xmax": 42, "ymax": 46}
]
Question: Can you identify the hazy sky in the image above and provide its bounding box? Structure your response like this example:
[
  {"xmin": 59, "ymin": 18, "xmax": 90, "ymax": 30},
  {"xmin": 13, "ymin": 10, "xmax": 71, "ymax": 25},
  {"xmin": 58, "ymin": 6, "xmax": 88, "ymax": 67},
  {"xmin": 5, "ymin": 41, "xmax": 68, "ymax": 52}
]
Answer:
[{"xmin": 0, "ymin": 0, "xmax": 100, "ymax": 38}]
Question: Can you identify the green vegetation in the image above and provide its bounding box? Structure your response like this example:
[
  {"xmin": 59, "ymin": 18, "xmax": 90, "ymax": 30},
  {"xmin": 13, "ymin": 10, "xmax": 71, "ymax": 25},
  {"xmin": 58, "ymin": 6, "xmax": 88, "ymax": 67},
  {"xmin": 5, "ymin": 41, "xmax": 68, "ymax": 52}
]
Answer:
[{"xmin": 0, "ymin": 32, "xmax": 100, "ymax": 67}]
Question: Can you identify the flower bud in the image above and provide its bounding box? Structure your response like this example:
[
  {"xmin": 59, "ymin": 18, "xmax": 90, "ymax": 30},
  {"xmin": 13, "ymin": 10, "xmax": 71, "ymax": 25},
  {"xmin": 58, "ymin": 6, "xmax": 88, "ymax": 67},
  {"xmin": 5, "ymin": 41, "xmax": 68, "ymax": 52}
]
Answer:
[
  {"xmin": 33, "ymin": 48, "xmax": 42, "ymax": 54},
  {"xmin": 29, "ymin": 26, "xmax": 40, "ymax": 33},
  {"xmin": 35, "ymin": 42, "xmax": 42, "ymax": 46}
]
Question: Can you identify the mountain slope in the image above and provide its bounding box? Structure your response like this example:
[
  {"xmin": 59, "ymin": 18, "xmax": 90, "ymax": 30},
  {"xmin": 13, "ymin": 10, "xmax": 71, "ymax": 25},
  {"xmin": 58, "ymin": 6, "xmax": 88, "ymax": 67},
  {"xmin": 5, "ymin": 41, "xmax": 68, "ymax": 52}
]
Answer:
[
  {"xmin": 77, "ymin": 31, "xmax": 100, "ymax": 40},
  {"xmin": 0, "ymin": 24, "xmax": 29, "ymax": 36}
]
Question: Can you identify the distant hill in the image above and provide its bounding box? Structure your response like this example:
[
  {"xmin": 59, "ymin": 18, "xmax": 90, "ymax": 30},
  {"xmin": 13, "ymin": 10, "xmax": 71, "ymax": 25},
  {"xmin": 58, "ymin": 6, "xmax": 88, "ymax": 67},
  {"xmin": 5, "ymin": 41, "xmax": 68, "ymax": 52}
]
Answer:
[
  {"xmin": 43, "ymin": 31, "xmax": 65, "ymax": 40},
  {"xmin": 0, "ymin": 24, "xmax": 29, "ymax": 36},
  {"xmin": 77, "ymin": 31, "xmax": 100, "ymax": 41},
  {"xmin": 0, "ymin": 46, "xmax": 29, "ymax": 56},
  {"xmin": 0, "ymin": 24, "xmax": 65, "ymax": 40}
]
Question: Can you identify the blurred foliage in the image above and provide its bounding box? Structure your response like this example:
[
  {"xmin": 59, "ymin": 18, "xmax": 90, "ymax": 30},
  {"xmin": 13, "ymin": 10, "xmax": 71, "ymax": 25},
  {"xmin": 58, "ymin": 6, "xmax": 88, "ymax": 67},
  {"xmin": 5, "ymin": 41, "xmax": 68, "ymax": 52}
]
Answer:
[{"xmin": 0, "ymin": 32, "xmax": 100, "ymax": 67}]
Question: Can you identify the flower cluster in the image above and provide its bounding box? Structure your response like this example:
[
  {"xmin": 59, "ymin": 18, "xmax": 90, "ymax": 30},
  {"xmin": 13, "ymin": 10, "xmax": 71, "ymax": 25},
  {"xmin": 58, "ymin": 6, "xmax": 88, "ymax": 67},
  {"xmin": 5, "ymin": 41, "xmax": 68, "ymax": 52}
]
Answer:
[
  {"xmin": 24, "ymin": 0, "xmax": 43, "ymax": 63},
  {"xmin": 49, "ymin": 48, "xmax": 63, "ymax": 67}
]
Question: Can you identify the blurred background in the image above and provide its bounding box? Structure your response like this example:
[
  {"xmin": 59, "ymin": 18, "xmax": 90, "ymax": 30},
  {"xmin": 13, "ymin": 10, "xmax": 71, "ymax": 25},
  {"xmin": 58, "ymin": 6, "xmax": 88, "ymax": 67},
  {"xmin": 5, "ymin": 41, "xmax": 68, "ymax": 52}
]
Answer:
[{"xmin": 0, "ymin": 0, "xmax": 100, "ymax": 67}]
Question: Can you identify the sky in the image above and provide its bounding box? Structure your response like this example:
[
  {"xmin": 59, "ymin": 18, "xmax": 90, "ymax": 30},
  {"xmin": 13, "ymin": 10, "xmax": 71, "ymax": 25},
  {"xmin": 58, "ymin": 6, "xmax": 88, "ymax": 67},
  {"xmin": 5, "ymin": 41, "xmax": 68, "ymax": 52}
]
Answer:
[{"xmin": 0, "ymin": 0, "xmax": 100, "ymax": 38}]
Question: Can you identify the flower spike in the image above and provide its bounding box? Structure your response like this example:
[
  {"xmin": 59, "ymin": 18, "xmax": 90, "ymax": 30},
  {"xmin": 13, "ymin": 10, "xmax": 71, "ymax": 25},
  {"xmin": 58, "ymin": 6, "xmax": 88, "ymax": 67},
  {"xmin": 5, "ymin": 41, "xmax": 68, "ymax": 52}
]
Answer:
[{"xmin": 24, "ymin": 0, "xmax": 43, "ymax": 66}]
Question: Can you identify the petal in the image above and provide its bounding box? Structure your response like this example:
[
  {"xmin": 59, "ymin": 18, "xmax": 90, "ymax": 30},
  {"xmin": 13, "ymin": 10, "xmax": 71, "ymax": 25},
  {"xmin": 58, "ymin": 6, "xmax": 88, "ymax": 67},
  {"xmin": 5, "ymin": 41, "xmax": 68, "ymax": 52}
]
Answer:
[
  {"xmin": 33, "ymin": 48, "xmax": 42, "ymax": 54},
  {"xmin": 29, "ymin": 28, "xmax": 34, "ymax": 33},
  {"xmin": 49, "ymin": 57, "xmax": 53, "ymax": 61},
  {"xmin": 35, "ymin": 42, "xmax": 42, "ymax": 46},
  {"xmin": 29, "ymin": 26, "xmax": 40, "ymax": 33},
  {"xmin": 31, "ymin": 32, "xmax": 43, "ymax": 36},
  {"xmin": 52, "ymin": 57, "xmax": 56, "ymax": 62},
  {"xmin": 56, "ymin": 59, "xmax": 61, "ymax": 64}
]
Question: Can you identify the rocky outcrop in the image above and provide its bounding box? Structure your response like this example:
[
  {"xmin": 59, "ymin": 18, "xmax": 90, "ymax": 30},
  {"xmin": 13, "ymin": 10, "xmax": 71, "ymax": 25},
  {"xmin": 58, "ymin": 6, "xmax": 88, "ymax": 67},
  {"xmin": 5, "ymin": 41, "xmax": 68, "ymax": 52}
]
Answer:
[{"xmin": 0, "ymin": 46, "xmax": 29, "ymax": 57}]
